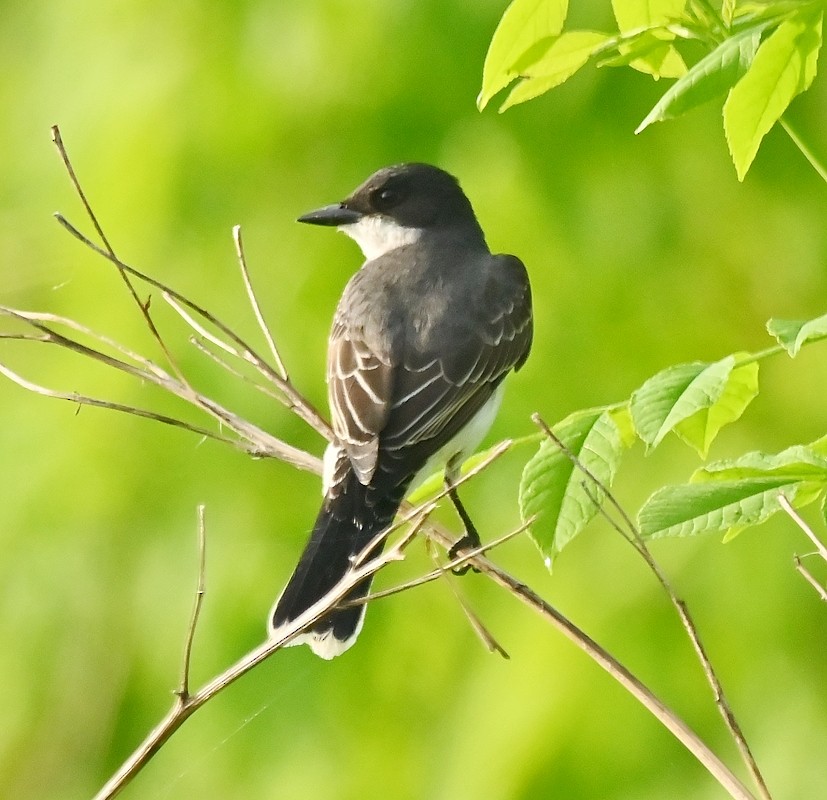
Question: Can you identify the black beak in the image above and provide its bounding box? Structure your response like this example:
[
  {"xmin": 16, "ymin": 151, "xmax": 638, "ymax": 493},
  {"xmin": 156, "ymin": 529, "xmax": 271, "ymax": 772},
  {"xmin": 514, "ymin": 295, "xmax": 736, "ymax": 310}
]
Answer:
[{"xmin": 297, "ymin": 203, "xmax": 363, "ymax": 226}]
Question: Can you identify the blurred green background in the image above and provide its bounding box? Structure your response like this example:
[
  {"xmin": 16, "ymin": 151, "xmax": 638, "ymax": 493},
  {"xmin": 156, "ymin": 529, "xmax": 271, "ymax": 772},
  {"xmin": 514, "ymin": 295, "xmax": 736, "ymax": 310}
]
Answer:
[{"xmin": 1, "ymin": 2, "xmax": 826, "ymax": 798}]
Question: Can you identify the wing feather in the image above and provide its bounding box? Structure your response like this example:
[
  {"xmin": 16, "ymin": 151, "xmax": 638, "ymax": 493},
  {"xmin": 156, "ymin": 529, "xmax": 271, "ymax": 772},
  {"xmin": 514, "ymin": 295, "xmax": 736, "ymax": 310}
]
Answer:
[{"xmin": 327, "ymin": 252, "xmax": 532, "ymax": 486}]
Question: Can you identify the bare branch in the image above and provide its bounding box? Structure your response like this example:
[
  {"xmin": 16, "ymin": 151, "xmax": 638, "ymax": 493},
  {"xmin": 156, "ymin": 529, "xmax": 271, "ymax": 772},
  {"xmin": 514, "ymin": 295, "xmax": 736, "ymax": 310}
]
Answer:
[
  {"xmin": 233, "ymin": 225, "xmax": 289, "ymax": 380},
  {"xmin": 357, "ymin": 518, "xmax": 534, "ymax": 603},
  {"xmin": 423, "ymin": 515, "xmax": 756, "ymax": 800},
  {"xmin": 53, "ymin": 212, "xmax": 332, "ymax": 441},
  {"xmin": 779, "ymin": 494, "xmax": 827, "ymax": 562},
  {"xmin": 188, "ymin": 336, "xmax": 292, "ymax": 408},
  {"xmin": 1, "ymin": 307, "xmax": 170, "ymax": 381},
  {"xmin": 780, "ymin": 495, "xmax": 827, "ymax": 601},
  {"xmin": 430, "ymin": 538, "xmax": 510, "ymax": 659},
  {"xmin": 51, "ymin": 125, "xmax": 186, "ymax": 382},
  {"xmin": 0, "ymin": 360, "xmax": 235, "ymax": 446},
  {"xmin": 163, "ymin": 293, "xmax": 240, "ymax": 358},
  {"xmin": 1, "ymin": 307, "xmax": 320, "ymax": 471},
  {"xmin": 793, "ymin": 556, "xmax": 827, "ymax": 602},
  {"xmin": 178, "ymin": 506, "xmax": 208, "ymax": 700},
  {"xmin": 92, "ymin": 503, "xmax": 433, "ymax": 800}
]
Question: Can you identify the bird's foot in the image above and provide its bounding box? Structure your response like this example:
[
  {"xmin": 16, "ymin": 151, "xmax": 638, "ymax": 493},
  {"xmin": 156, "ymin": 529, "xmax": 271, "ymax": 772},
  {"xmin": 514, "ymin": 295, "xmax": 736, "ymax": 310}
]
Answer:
[{"xmin": 448, "ymin": 532, "xmax": 481, "ymax": 575}]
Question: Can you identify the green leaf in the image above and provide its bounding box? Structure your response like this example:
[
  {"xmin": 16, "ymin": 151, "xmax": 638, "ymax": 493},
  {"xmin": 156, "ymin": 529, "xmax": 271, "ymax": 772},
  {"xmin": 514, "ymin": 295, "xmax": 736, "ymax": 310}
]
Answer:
[
  {"xmin": 724, "ymin": 6, "xmax": 824, "ymax": 180},
  {"xmin": 629, "ymin": 38, "xmax": 687, "ymax": 79},
  {"xmin": 694, "ymin": 442, "xmax": 827, "ymax": 482},
  {"xmin": 636, "ymin": 25, "xmax": 764, "ymax": 133},
  {"xmin": 640, "ymin": 441, "xmax": 827, "ymax": 539},
  {"xmin": 609, "ymin": 403, "xmax": 637, "ymax": 448},
  {"xmin": 499, "ymin": 30, "xmax": 610, "ymax": 111},
  {"xmin": 630, "ymin": 356, "xmax": 740, "ymax": 451},
  {"xmin": 722, "ymin": 0, "xmax": 737, "ymax": 28},
  {"xmin": 638, "ymin": 476, "xmax": 822, "ymax": 538},
  {"xmin": 766, "ymin": 312, "xmax": 827, "ymax": 356},
  {"xmin": 674, "ymin": 357, "xmax": 759, "ymax": 457},
  {"xmin": 478, "ymin": 0, "xmax": 570, "ymax": 110},
  {"xmin": 601, "ymin": 29, "xmax": 687, "ymax": 78},
  {"xmin": 520, "ymin": 408, "xmax": 629, "ymax": 567},
  {"xmin": 612, "ymin": 0, "xmax": 688, "ymax": 32}
]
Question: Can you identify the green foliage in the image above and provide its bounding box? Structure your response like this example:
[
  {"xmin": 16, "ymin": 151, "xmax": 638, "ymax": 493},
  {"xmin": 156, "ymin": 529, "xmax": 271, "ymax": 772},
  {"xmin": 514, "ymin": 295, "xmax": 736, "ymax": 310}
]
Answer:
[
  {"xmin": 480, "ymin": 0, "xmax": 824, "ymax": 179},
  {"xmin": 477, "ymin": 0, "xmax": 570, "ymax": 109},
  {"xmin": 519, "ymin": 312, "xmax": 827, "ymax": 566},
  {"xmin": 767, "ymin": 311, "xmax": 827, "ymax": 356},
  {"xmin": 639, "ymin": 439, "xmax": 827, "ymax": 539},
  {"xmin": 519, "ymin": 407, "xmax": 632, "ymax": 565},
  {"xmin": 629, "ymin": 355, "xmax": 759, "ymax": 455},
  {"xmin": 723, "ymin": 3, "xmax": 823, "ymax": 178}
]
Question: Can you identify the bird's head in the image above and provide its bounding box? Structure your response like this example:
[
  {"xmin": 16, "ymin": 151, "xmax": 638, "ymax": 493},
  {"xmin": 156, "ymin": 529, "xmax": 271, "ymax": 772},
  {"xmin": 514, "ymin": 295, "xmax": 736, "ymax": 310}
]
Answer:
[{"xmin": 297, "ymin": 163, "xmax": 481, "ymax": 260}]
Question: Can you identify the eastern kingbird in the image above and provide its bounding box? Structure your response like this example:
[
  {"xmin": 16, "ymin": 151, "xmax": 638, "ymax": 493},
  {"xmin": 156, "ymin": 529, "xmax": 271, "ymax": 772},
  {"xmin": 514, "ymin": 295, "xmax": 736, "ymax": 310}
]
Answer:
[{"xmin": 269, "ymin": 163, "xmax": 532, "ymax": 658}]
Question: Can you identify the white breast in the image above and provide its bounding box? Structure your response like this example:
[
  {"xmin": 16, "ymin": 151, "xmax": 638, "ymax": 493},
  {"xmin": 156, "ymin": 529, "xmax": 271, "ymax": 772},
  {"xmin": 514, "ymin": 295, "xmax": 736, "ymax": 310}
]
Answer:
[{"xmin": 409, "ymin": 382, "xmax": 505, "ymax": 489}]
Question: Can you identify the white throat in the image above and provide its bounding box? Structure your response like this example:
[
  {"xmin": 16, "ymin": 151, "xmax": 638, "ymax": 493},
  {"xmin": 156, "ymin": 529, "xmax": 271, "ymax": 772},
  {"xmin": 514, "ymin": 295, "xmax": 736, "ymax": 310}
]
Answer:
[{"xmin": 339, "ymin": 215, "xmax": 423, "ymax": 261}]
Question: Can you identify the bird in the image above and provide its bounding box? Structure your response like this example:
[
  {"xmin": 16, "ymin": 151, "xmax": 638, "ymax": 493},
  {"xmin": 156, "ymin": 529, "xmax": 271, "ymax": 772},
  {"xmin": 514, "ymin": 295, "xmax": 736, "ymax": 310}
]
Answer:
[{"xmin": 269, "ymin": 163, "xmax": 532, "ymax": 659}]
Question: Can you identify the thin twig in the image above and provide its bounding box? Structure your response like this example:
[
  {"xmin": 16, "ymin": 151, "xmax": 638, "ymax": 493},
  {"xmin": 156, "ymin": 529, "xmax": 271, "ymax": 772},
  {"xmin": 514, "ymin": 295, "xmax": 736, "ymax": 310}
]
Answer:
[
  {"xmin": 0, "ymin": 361, "xmax": 236, "ymax": 447},
  {"xmin": 793, "ymin": 556, "xmax": 827, "ymax": 603},
  {"xmin": 427, "ymin": 539, "xmax": 510, "ymax": 658},
  {"xmin": 780, "ymin": 117, "xmax": 827, "ymax": 185},
  {"xmin": 51, "ymin": 125, "xmax": 186, "ymax": 382},
  {"xmin": 233, "ymin": 225, "xmax": 289, "ymax": 380},
  {"xmin": 533, "ymin": 413, "xmax": 769, "ymax": 800},
  {"xmin": 793, "ymin": 555, "xmax": 827, "ymax": 601},
  {"xmin": 178, "ymin": 506, "xmax": 208, "ymax": 700},
  {"xmin": 779, "ymin": 495, "xmax": 827, "ymax": 601},
  {"xmin": 0, "ymin": 307, "xmax": 319, "ymax": 470},
  {"xmin": 92, "ymin": 504, "xmax": 433, "ymax": 800},
  {"xmin": 53, "ymin": 213, "xmax": 332, "ymax": 440},
  {"xmin": 357, "ymin": 518, "xmax": 534, "ymax": 603},
  {"xmin": 188, "ymin": 336, "xmax": 292, "ymax": 408},
  {"xmin": 0, "ymin": 308, "xmax": 170, "ymax": 381},
  {"xmin": 420, "ymin": 516, "xmax": 756, "ymax": 800},
  {"xmin": 163, "ymin": 293, "xmax": 240, "ymax": 358},
  {"xmin": 779, "ymin": 494, "xmax": 827, "ymax": 562}
]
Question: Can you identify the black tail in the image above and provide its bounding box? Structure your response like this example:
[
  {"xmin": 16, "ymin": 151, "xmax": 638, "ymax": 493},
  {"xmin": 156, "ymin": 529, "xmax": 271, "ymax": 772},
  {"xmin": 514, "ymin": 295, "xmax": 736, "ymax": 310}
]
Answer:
[{"xmin": 269, "ymin": 471, "xmax": 403, "ymax": 659}]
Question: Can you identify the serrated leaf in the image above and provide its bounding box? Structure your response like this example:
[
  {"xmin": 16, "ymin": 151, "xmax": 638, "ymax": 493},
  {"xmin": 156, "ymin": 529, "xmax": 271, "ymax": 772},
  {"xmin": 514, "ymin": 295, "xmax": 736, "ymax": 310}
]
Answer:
[
  {"xmin": 640, "ymin": 440, "xmax": 827, "ymax": 539},
  {"xmin": 630, "ymin": 39, "xmax": 687, "ymax": 79},
  {"xmin": 636, "ymin": 25, "xmax": 764, "ymax": 132},
  {"xmin": 674, "ymin": 357, "xmax": 759, "ymax": 457},
  {"xmin": 638, "ymin": 477, "xmax": 823, "ymax": 539},
  {"xmin": 478, "ymin": 0, "xmax": 570, "ymax": 110},
  {"xmin": 810, "ymin": 434, "xmax": 827, "ymax": 459},
  {"xmin": 693, "ymin": 442, "xmax": 827, "ymax": 482},
  {"xmin": 630, "ymin": 357, "xmax": 737, "ymax": 451},
  {"xmin": 500, "ymin": 30, "xmax": 609, "ymax": 110},
  {"xmin": 519, "ymin": 408, "xmax": 628, "ymax": 568},
  {"xmin": 766, "ymin": 312, "xmax": 827, "ymax": 356},
  {"xmin": 601, "ymin": 29, "xmax": 687, "ymax": 78},
  {"xmin": 724, "ymin": 7, "xmax": 823, "ymax": 180},
  {"xmin": 612, "ymin": 0, "xmax": 688, "ymax": 32}
]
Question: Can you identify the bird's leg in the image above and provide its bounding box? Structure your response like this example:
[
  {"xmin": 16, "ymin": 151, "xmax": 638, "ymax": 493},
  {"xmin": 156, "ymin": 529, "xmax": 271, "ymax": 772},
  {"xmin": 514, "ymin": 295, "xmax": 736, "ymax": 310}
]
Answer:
[{"xmin": 445, "ymin": 471, "xmax": 481, "ymax": 575}]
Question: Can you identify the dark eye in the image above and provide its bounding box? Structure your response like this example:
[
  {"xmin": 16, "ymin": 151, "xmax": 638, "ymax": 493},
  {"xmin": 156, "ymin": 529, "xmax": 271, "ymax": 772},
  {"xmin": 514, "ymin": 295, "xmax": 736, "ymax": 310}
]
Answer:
[{"xmin": 370, "ymin": 186, "xmax": 401, "ymax": 210}]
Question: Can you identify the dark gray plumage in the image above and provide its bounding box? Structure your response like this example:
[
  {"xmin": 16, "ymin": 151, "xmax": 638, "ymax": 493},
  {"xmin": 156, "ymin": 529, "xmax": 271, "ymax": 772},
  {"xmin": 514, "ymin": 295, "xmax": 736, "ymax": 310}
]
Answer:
[{"xmin": 270, "ymin": 163, "xmax": 532, "ymax": 658}]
